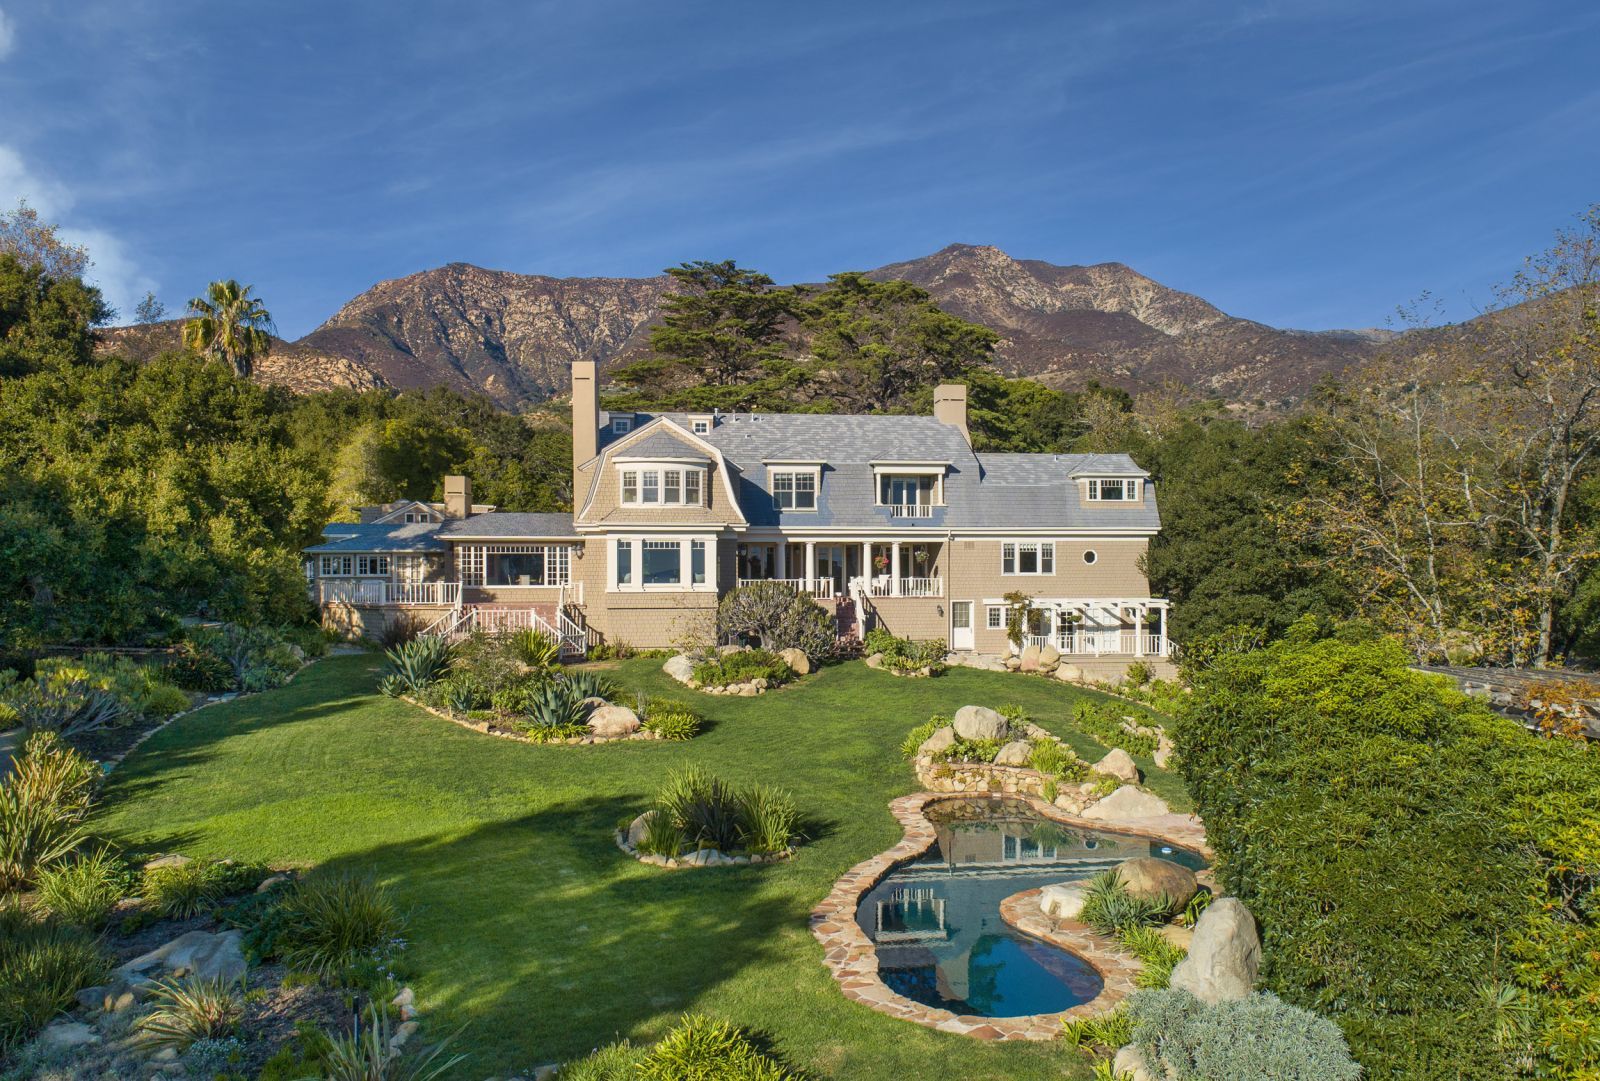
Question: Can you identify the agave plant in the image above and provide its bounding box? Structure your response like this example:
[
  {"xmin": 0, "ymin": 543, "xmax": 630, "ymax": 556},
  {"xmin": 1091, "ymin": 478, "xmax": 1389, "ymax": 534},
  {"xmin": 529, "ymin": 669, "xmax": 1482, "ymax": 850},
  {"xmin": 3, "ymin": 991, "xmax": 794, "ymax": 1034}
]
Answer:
[
  {"xmin": 509, "ymin": 628, "xmax": 561, "ymax": 671},
  {"xmin": 136, "ymin": 977, "xmax": 242, "ymax": 1052},
  {"xmin": 523, "ymin": 681, "xmax": 587, "ymax": 730},
  {"xmin": 10, "ymin": 680, "xmax": 127, "ymax": 738},
  {"xmin": 561, "ymin": 670, "xmax": 615, "ymax": 703},
  {"xmin": 382, "ymin": 636, "xmax": 455, "ymax": 695}
]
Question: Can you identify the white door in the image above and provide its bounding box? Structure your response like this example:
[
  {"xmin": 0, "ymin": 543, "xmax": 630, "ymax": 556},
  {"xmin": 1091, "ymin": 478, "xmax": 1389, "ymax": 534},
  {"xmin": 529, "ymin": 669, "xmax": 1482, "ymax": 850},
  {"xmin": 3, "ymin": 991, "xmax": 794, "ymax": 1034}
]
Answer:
[{"xmin": 951, "ymin": 601, "xmax": 975, "ymax": 651}]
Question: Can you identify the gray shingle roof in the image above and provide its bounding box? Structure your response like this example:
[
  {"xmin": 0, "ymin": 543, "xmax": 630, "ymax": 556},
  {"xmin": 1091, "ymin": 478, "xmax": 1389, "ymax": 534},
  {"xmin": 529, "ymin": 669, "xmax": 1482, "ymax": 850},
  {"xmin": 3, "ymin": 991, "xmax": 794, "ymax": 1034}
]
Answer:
[
  {"xmin": 435, "ymin": 512, "xmax": 579, "ymax": 538},
  {"xmin": 613, "ymin": 430, "xmax": 710, "ymax": 461},
  {"xmin": 304, "ymin": 521, "xmax": 445, "ymax": 554}
]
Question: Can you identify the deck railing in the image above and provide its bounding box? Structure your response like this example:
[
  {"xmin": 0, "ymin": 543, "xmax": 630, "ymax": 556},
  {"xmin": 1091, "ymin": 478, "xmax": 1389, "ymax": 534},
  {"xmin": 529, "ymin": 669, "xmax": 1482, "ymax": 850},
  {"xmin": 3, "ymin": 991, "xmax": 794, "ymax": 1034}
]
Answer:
[
  {"xmin": 1022, "ymin": 631, "xmax": 1168, "ymax": 657},
  {"xmin": 866, "ymin": 576, "xmax": 944, "ymax": 598},
  {"xmin": 736, "ymin": 577, "xmax": 836, "ymax": 599},
  {"xmin": 316, "ymin": 579, "xmax": 460, "ymax": 607},
  {"xmin": 886, "ymin": 503, "xmax": 936, "ymax": 519}
]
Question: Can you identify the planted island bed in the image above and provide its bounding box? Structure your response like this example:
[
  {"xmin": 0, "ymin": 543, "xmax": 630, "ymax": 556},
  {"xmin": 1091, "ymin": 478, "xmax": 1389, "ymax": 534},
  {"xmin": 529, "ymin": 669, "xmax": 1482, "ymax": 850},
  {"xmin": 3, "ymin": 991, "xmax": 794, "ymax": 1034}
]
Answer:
[{"xmin": 94, "ymin": 651, "xmax": 1189, "ymax": 1080}]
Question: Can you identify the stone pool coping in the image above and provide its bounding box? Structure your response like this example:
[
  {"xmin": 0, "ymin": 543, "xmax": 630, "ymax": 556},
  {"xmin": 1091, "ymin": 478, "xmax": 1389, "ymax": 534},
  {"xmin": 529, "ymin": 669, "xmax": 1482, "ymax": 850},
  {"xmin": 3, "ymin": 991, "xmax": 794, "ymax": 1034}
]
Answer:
[{"xmin": 807, "ymin": 791, "xmax": 1210, "ymax": 1040}]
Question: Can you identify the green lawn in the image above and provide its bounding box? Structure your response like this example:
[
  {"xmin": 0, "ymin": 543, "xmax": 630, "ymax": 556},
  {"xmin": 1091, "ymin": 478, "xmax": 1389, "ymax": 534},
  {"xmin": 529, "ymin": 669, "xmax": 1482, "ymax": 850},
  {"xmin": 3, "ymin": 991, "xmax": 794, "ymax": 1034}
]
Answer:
[{"xmin": 97, "ymin": 653, "xmax": 1187, "ymax": 1079}]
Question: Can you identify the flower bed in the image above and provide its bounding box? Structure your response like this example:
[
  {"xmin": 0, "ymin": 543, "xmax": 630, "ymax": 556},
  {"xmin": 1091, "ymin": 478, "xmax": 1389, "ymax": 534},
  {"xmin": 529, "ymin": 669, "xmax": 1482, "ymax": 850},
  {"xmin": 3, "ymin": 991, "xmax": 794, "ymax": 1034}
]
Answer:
[
  {"xmin": 862, "ymin": 629, "xmax": 947, "ymax": 677},
  {"xmin": 615, "ymin": 766, "xmax": 801, "ymax": 868},
  {"xmin": 662, "ymin": 645, "xmax": 815, "ymax": 695}
]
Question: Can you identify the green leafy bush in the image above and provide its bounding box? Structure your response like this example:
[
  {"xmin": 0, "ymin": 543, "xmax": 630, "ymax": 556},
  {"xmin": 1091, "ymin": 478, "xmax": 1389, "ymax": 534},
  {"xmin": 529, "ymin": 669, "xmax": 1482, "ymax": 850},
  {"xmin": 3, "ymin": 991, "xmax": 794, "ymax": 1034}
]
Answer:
[
  {"xmin": 692, "ymin": 648, "xmax": 793, "ymax": 688},
  {"xmin": 634, "ymin": 809, "xmax": 685, "ymax": 859},
  {"xmin": 0, "ymin": 902, "xmax": 112, "ymax": 1053},
  {"xmin": 0, "ymin": 731, "xmax": 97, "ymax": 890},
  {"xmin": 737, "ymin": 785, "xmax": 799, "ymax": 855},
  {"xmin": 36, "ymin": 846, "xmax": 128, "ymax": 928},
  {"xmin": 1061, "ymin": 1003, "xmax": 1134, "ymax": 1051},
  {"xmin": 276, "ymin": 872, "xmax": 404, "ymax": 981},
  {"xmin": 933, "ymin": 737, "xmax": 1002, "ymax": 763},
  {"xmin": 641, "ymin": 698, "xmax": 702, "ymax": 741},
  {"xmin": 382, "ymin": 635, "xmax": 454, "ymax": 695},
  {"xmin": 188, "ymin": 624, "xmax": 302, "ymax": 693},
  {"xmin": 3, "ymin": 678, "xmax": 127, "ymax": 737},
  {"xmin": 488, "ymin": 675, "xmax": 549, "ymax": 716},
  {"xmin": 509, "ymin": 627, "xmax": 562, "ymax": 670},
  {"xmin": 164, "ymin": 639, "xmax": 235, "ymax": 692},
  {"xmin": 864, "ymin": 629, "xmax": 948, "ymax": 674},
  {"xmin": 523, "ymin": 680, "xmax": 588, "ymax": 730},
  {"xmin": 558, "ymin": 1039, "xmax": 644, "ymax": 1080},
  {"xmin": 635, "ymin": 1015, "xmax": 794, "ymax": 1080},
  {"xmin": 142, "ymin": 859, "xmax": 238, "ymax": 919},
  {"xmin": 1174, "ymin": 630, "xmax": 1563, "ymax": 1079},
  {"xmin": 136, "ymin": 977, "xmax": 243, "ymax": 1052},
  {"xmin": 900, "ymin": 716, "xmax": 945, "ymax": 758},
  {"xmin": 562, "ymin": 670, "xmax": 616, "ymax": 702},
  {"xmin": 716, "ymin": 582, "xmax": 836, "ymax": 661},
  {"xmin": 1072, "ymin": 700, "xmax": 1159, "ymax": 757},
  {"xmin": 646, "ymin": 767, "xmax": 799, "ymax": 857},
  {"xmin": 1117, "ymin": 924, "xmax": 1187, "ymax": 989},
  {"xmin": 1126, "ymin": 989, "xmax": 1361, "ymax": 1081},
  {"xmin": 35, "ymin": 653, "xmax": 189, "ymax": 720},
  {"xmin": 1028, "ymin": 737, "xmax": 1087, "ymax": 780}
]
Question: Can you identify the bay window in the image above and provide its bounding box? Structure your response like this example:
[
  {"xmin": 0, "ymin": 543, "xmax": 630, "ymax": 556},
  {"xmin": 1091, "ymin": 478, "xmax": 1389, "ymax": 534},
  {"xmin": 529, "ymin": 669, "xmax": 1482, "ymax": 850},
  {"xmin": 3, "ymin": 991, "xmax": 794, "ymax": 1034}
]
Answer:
[{"xmin": 610, "ymin": 536, "xmax": 717, "ymax": 591}]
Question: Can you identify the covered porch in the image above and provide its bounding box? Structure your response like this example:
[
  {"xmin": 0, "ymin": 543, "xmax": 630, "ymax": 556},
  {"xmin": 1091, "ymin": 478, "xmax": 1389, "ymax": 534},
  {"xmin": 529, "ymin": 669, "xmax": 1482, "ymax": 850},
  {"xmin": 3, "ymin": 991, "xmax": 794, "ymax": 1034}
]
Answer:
[
  {"xmin": 1009, "ymin": 597, "xmax": 1171, "ymax": 658},
  {"xmin": 735, "ymin": 539, "xmax": 944, "ymax": 599}
]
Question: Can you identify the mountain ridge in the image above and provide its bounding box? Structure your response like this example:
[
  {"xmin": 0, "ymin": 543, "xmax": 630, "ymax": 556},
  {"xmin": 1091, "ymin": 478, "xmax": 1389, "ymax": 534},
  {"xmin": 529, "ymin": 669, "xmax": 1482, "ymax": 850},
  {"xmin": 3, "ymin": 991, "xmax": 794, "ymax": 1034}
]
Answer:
[{"xmin": 98, "ymin": 245, "xmax": 1386, "ymax": 408}]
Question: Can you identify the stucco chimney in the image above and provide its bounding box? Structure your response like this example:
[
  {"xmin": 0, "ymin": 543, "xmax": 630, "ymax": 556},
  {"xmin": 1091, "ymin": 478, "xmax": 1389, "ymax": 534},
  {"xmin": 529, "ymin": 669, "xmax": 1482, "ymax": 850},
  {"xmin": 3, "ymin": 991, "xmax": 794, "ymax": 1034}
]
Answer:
[
  {"xmin": 933, "ymin": 384, "xmax": 969, "ymax": 444},
  {"xmin": 572, "ymin": 360, "xmax": 598, "ymax": 474},
  {"xmin": 443, "ymin": 475, "xmax": 472, "ymax": 519}
]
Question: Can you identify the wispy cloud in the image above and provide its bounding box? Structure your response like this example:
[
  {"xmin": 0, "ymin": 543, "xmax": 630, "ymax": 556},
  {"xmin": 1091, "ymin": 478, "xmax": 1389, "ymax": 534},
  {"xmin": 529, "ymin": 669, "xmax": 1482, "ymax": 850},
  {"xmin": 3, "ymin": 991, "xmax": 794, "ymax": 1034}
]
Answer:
[
  {"xmin": 0, "ymin": 8, "xmax": 15, "ymax": 59},
  {"xmin": 0, "ymin": 144, "xmax": 155, "ymax": 319}
]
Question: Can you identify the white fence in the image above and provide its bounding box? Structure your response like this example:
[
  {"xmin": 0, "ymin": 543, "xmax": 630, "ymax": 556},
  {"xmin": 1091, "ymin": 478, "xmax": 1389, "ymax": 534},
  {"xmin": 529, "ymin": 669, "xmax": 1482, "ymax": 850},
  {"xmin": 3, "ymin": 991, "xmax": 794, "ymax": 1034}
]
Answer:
[
  {"xmin": 1023, "ymin": 631, "xmax": 1167, "ymax": 656},
  {"xmin": 736, "ymin": 577, "xmax": 837, "ymax": 599},
  {"xmin": 866, "ymin": 577, "xmax": 943, "ymax": 598},
  {"xmin": 316, "ymin": 580, "xmax": 460, "ymax": 607},
  {"xmin": 886, "ymin": 504, "xmax": 935, "ymax": 519}
]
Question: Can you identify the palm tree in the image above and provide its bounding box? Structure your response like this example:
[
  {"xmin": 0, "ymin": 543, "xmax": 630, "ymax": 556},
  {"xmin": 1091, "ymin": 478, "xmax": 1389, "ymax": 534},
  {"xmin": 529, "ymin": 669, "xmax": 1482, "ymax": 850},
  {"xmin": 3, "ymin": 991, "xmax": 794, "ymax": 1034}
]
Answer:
[{"xmin": 182, "ymin": 279, "xmax": 274, "ymax": 379}]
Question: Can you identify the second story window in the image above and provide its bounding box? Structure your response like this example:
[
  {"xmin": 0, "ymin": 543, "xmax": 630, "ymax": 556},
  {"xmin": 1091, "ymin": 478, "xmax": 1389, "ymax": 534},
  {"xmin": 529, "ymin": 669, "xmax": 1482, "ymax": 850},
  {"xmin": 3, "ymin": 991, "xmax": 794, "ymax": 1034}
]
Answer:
[
  {"xmin": 1002, "ymin": 541, "xmax": 1055, "ymax": 575},
  {"xmin": 619, "ymin": 467, "xmax": 706, "ymax": 507},
  {"xmin": 771, "ymin": 470, "xmax": 817, "ymax": 511}
]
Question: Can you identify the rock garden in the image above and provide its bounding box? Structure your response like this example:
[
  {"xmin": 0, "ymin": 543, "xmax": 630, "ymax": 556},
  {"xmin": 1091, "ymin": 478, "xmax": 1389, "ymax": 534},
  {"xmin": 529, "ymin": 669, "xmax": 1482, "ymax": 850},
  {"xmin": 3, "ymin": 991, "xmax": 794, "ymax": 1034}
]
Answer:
[
  {"xmin": 381, "ymin": 629, "xmax": 703, "ymax": 743},
  {"xmin": 661, "ymin": 643, "xmax": 811, "ymax": 695},
  {"xmin": 902, "ymin": 702, "xmax": 1177, "ymax": 818},
  {"xmin": 0, "ymin": 728, "xmax": 447, "ymax": 1081},
  {"xmin": 860, "ymin": 628, "xmax": 948, "ymax": 677},
  {"xmin": 659, "ymin": 579, "xmax": 837, "ymax": 695},
  {"xmin": 616, "ymin": 765, "xmax": 802, "ymax": 868}
]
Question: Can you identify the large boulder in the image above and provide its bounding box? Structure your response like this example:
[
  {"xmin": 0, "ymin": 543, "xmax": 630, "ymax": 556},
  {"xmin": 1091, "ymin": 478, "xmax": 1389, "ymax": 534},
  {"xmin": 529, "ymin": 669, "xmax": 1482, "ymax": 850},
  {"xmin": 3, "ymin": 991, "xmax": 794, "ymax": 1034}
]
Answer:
[
  {"xmin": 777, "ymin": 647, "xmax": 810, "ymax": 676},
  {"xmin": 119, "ymin": 929, "xmax": 247, "ymax": 984},
  {"xmin": 993, "ymin": 740, "xmax": 1033, "ymax": 767},
  {"xmin": 1115, "ymin": 857, "xmax": 1199, "ymax": 907},
  {"xmin": 918, "ymin": 726, "xmax": 958, "ymax": 757},
  {"xmin": 952, "ymin": 705, "xmax": 1007, "ymax": 741},
  {"xmin": 1037, "ymin": 645, "xmax": 1062, "ymax": 672},
  {"xmin": 1053, "ymin": 662, "xmax": 1084, "ymax": 684},
  {"xmin": 1018, "ymin": 644, "xmax": 1042, "ymax": 672},
  {"xmin": 662, "ymin": 655, "xmax": 696, "ymax": 683},
  {"xmin": 1093, "ymin": 748, "xmax": 1141, "ymax": 783},
  {"xmin": 1082, "ymin": 785, "xmax": 1171, "ymax": 821},
  {"xmin": 1112, "ymin": 1045, "xmax": 1155, "ymax": 1081},
  {"xmin": 1169, "ymin": 897, "xmax": 1260, "ymax": 1003},
  {"xmin": 588, "ymin": 705, "xmax": 641, "ymax": 739},
  {"xmin": 625, "ymin": 812, "xmax": 654, "ymax": 848},
  {"xmin": 1039, "ymin": 882, "xmax": 1089, "ymax": 920},
  {"xmin": 865, "ymin": 652, "xmax": 884, "ymax": 669}
]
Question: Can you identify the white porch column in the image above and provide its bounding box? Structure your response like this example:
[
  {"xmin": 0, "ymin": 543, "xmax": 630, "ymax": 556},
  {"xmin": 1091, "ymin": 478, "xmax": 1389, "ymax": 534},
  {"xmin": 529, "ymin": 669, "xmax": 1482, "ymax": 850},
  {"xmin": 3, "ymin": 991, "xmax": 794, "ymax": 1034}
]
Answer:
[
  {"xmin": 776, "ymin": 542, "xmax": 787, "ymax": 580},
  {"xmin": 890, "ymin": 541, "xmax": 902, "ymax": 596},
  {"xmin": 861, "ymin": 541, "xmax": 872, "ymax": 589},
  {"xmin": 804, "ymin": 541, "xmax": 816, "ymax": 592},
  {"xmin": 1134, "ymin": 607, "xmax": 1145, "ymax": 657}
]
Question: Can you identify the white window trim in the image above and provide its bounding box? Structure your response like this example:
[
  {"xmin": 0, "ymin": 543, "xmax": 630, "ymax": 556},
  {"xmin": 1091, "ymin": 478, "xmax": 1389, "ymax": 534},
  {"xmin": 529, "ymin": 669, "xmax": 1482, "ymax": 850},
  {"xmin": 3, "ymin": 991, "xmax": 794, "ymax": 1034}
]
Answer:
[
  {"xmin": 1000, "ymin": 540, "xmax": 1057, "ymax": 576},
  {"xmin": 611, "ymin": 416, "xmax": 633, "ymax": 434},
  {"xmin": 616, "ymin": 463, "xmax": 709, "ymax": 507},
  {"xmin": 768, "ymin": 467, "xmax": 820, "ymax": 513},
  {"xmin": 1084, "ymin": 477, "xmax": 1142, "ymax": 502},
  {"xmin": 607, "ymin": 535, "xmax": 719, "ymax": 593},
  {"xmin": 986, "ymin": 605, "xmax": 1006, "ymax": 630}
]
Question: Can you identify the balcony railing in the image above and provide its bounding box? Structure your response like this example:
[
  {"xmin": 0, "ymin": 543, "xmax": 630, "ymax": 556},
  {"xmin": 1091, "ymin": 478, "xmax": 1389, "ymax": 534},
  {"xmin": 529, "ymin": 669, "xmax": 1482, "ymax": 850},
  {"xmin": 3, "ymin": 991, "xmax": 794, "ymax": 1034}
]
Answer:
[
  {"xmin": 315, "ymin": 579, "xmax": 460, "ymax": 607},
  {"xmin": 885, "ymin": 503, "xmax": 936, "ymax": 519},
  {"xmin": 1022, "ymin": 631, "xmax": 1167, "ymax": 657},
  {"xmin": 866, "ymin": 576, "xmax": 944, "ymax": 598},
  {"xmin": 736, "ymin": 577, "xmax": 836, "ymax": 599}
]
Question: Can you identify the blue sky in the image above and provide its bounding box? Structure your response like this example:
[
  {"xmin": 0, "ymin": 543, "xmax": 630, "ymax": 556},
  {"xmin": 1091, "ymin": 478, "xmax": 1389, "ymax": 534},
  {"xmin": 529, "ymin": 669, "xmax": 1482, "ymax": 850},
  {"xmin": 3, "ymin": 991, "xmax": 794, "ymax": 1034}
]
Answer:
[{"xmin": 1, "ymin": 1, "xmax": 1596, "ymax": 339}]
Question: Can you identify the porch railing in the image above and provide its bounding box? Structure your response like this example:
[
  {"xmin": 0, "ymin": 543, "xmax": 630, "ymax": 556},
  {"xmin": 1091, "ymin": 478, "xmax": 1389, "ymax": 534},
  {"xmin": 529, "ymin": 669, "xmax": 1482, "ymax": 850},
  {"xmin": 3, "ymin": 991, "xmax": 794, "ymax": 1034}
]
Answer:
[
  {"xmin": 1023, "ymin": 631, "xmax": 1168, "ymax": 657},
  {"xmin": 867, "ymin": 576, "xmax": 944, "ymax": 598},
  {"xmin": 736, "ymin": 577, "xmax": 836, "ymax": 599},
  {"xmin": 886, "ymin": 503, "xmax": 936, "ymax": 519},
  {"xmin": 316, "ymin": 579, "xmax": 460, "ymax": 607}
]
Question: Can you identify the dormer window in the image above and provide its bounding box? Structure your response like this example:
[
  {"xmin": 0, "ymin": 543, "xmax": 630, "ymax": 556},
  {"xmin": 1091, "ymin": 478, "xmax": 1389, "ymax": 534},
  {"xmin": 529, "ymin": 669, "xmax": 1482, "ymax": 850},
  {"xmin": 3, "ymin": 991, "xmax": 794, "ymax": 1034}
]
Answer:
[
  {"xmin": 690, "ymin": 416, "xmax": 712, "ymax": 435},
  {"xmin": 611, "ymin": 416, "xmax": 633, "ymax": 434},
  {"xmin": 770, "ymin": 469, "xmax": 818, "ymax": 511},
  {"xmin": 619, "ymin": 466, "xmax": 706, "ymax": 507},
  {"xmin": 1086, "ymin": 478, "xmax": 1140, "ymax": 502}
]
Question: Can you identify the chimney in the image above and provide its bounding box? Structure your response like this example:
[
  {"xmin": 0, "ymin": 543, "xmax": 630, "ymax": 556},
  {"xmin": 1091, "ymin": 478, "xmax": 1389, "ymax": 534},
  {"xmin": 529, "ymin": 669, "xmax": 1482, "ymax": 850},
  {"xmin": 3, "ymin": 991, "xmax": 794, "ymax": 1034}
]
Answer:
[
  {"xmin": 572, "ymin": 360, "xmax": 598, "ymax": 474},
  {"xmin": 443, "ymin": 475, "xmax": 472, "ymax": 519},
  {"xmin": 933, "ymin": 384, "xmax": 969, "ymax": 444}
]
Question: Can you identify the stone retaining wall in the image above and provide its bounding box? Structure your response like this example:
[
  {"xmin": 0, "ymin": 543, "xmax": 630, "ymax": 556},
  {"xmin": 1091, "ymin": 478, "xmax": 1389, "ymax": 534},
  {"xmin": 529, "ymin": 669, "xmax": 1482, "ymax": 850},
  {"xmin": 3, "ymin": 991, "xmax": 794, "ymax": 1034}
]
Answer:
[{"xmin": 914, "ymin": 758, "xmax": 1053, "ymax": 799}]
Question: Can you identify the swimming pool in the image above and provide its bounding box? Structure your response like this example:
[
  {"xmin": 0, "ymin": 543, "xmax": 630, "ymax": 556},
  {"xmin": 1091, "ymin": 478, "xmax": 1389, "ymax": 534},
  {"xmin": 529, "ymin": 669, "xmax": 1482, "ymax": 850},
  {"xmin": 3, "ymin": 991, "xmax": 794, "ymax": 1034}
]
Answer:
[{"xmin": 853, "ymin": 797, "xmax": 1207, "ymax": 1018}]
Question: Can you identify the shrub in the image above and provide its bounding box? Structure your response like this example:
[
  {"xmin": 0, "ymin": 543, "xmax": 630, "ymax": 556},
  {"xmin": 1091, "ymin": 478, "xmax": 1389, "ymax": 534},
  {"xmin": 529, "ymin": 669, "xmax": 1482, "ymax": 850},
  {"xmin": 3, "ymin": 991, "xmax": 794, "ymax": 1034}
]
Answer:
[
  {"xmin": 36, "ymin": 653, "xmax": 189, "ymax": 720},
  {"xmin": 164, "ymin": 639, "xmax": 235, "ymax": 692},
  {"xmin": 562, "ymin": 670, "xmax": 615, "ymax": 702},
  {"xmin": 509, "ymin": 627, "xmax": 562, "ymax": 670},
  {"xmin": 864, "ymin": 629, "xmax": 948, "ymax": 674},
  {"xmin": 276, "ymin": 872, "xmax": 404, "ymax": 981},
  {"xmin": 375, "ymin": 614, "xmax": 420, "ymax": 650},
  {"xmin": 737, "ymin": 785, "xmax": 799, "ymax": 855},
  {"xmin": 716, "ymin": 582, "xmax": 836, "ymax": 660},
  {"xmin": 641, "ymin": 698, "xmax": 701, "ymax": 741},
  {"xmin": 1072, "ymin": 700, "xmax": 1159, "ymax": 757},
  {"xmin": 488, "ymin": 676, "xmax": 548, "ymax": 716},
  {"xmin": 5, "ymin": 678, "xmax": 127, "ymax": 737},
  {"xmin": 900, "ymin": 716, "xmax": 945, "ymax": 758},
  {"xmin": 0, "ymin": 731, "xmax": 97, "ymax": 890},
  {"xmin": 181, "ymin": 1036, "xmax": 248, "ymax": 1078},
  {"xmin": 143, "ymin": 859, "xmax": 235, "ymax": 919},
  {"xmin": 1061, "ymin": 1003, "xmax": 1134, "ymax": 1050},
  {"xmin": 636, "ymin": 1015, "xmax": 794, "ymax": 1081},
  {"xmin": 36, "ymin": 846, "xmax": 128, "ymax": 929},
  {"xmin": 523, "ymin": 680, "xmax": 588, "ymax": 730},
  {"xmin": 933, "ymin": 736, "xmax": 1002, "ymax": 763},
  {"xmin": 1126, "ymin": 989, "xmax": 1361, "ymax": 1081},
  {"xmin": 1078, "ymin": 869, "xmax": 1177, "ymax": 935},
  {"xmin": 692, "ymin": 649, "xmax": 793, "ymax": 688},
  {"xmin": 317, "ymin": 1002, "xmax": 465, "ymax": 1081},
  {"xmin": 188, "ymin": 624, "xmax": 302, "ymax": 692},
  {"xmin": 1028, "ymin": 737, "xmax": 1087, "ymax": 780},
  {"xmin": 1175, "ymin": 631, "xmax": 1543, "ymax": 1079},
  {"xmin": 0, "ymin": 902, "xmax": 112, "ymax": 1053},
  {"xmin": 377, "ymin": 674, "xmax": 407, "ymax": 698},
  {"xmin": 382, "ymin": 636, "xmax": 454, "ymax": 695},
  {"xmin": 1124, "ymin": 660, "xmax": 1153, "ymax": 688},
  {"xmin": 633, "ymin": 809, "xmax": 686, "ymax": 858},
  {"xmin": 137, "ymin": 977, "xmax": 243, "ymax": 1052},
  {"xmin": 559, "ymin": 1040, "xmax": 644, "ymax": 1080}
]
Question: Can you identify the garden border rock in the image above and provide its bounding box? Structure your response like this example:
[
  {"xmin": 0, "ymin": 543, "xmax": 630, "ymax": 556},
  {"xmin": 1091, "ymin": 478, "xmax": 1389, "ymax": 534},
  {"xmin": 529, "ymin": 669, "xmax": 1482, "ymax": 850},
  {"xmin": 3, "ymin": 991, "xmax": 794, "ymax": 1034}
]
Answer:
[
  {"xmin": 808, "ymin": 791, "xmax": 1210, "ymax": 1040},
  {"xmin": 613, "ymin": 828, "xmax": 796, "ymax": 869}
]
